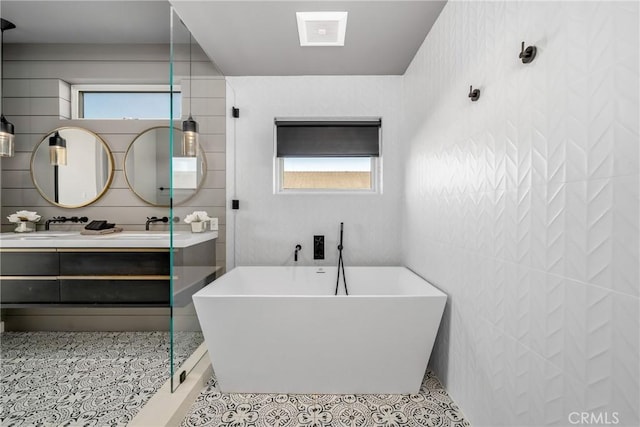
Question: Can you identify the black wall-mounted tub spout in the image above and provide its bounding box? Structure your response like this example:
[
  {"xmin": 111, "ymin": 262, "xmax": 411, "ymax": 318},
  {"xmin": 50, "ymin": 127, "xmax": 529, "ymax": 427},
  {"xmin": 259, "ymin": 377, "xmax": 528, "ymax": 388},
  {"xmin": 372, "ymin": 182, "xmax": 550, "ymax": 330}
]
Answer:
[
  {"xmin": 145, "ymin": 216, "xmax": 169, "ymax": 231},
  {"xmin": 294, "ymin": 244, "xmax": 302, "ymax": 262},
  {"xmin": 45, "ymin": 216, "xmax": 88, "ymax": 230}
]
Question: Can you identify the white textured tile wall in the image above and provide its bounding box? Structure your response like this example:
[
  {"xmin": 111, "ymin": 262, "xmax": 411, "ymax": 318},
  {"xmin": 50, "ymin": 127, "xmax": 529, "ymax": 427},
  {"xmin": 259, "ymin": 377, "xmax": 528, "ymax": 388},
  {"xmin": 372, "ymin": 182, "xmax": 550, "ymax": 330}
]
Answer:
[
  {"xmin": 226, "ymin": 76, "xmax": 402, "ymax": 268},
  {"xmin": 402, "ymin": 1, "xmax": 639, "ymax": 426}
]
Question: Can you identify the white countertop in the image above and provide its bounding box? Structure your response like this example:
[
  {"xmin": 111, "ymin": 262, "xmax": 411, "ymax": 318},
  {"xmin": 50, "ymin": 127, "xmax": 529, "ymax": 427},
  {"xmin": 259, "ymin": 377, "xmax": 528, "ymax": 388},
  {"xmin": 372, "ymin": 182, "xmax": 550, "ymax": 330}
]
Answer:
[{"xmin": 0, "ymin": 230, "xmax": 217, "ymax": 249}]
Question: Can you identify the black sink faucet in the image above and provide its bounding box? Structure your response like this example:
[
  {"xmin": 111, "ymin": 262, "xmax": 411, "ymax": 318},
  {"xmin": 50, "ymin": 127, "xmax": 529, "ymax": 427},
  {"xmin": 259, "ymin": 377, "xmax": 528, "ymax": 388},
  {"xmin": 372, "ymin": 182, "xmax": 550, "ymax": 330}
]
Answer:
[
  {"xmin": 294, "ymin": 244, "xmax": 302, "ymax": 262},
  {"xmin": 45, "ymin": 216, "xmax": 88, "ymax": 230},
  {"xmin": 145, "ymin": 216, "xmax": 169, "ymax": 231}
]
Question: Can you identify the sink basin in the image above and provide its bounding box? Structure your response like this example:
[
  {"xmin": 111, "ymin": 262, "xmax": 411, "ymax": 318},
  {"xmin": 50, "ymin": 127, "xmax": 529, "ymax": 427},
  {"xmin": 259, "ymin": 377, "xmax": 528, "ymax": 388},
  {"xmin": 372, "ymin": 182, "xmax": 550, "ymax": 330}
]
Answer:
[
  {"xmin": 15, "ymin": 235, "xmax": 65, "ymax": 240},
  {"xmin": 102, "ymin": 233, "xmax": 171, "ymax": 239},
  {"xmin": 1, "ymin": 232, "xmax": 78, "ymax": 239},
  {"xmin": 121, "ymin": 235, "xmax": 168, "ymax": 239},
  {"xmin": 124, "ymin": 233, "xmax": 170, "ymax": 237}
]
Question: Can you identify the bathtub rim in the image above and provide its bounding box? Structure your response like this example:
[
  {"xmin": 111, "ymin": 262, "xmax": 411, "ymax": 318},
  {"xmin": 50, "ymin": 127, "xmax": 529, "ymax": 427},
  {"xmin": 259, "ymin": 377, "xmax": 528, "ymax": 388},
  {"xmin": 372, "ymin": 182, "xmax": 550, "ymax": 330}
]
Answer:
[{"xmin": 193, "ymin": 265, "xmax": 447, "ymax": 298}]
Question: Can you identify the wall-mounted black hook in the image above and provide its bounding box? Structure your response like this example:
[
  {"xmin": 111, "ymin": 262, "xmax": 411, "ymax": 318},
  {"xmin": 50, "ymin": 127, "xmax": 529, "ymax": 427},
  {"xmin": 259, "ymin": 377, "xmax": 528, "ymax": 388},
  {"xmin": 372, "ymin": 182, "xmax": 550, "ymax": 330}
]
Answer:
[
  {"xmin": 519, "ymin": 41, "xmax": 537, "ymax": 64},
  {"xmin": 468, "ymin": 85, "xmax": 480, "ymax": 102}
]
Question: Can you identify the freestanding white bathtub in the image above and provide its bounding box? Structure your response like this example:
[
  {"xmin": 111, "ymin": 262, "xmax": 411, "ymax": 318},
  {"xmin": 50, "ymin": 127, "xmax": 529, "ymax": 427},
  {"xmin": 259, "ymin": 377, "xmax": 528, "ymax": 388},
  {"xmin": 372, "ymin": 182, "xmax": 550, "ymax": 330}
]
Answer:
[{"xmin": 192, "ymin": 266, "xmax": 446, "ymax": 394}]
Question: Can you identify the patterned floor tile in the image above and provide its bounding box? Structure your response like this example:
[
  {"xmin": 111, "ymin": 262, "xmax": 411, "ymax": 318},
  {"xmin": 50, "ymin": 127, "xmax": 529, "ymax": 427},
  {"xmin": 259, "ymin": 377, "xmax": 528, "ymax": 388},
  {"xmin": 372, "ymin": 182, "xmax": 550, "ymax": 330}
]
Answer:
[
  {"xmin": 181, "ymin": 371, "xmax": 470, "ymax": 427},
  {"xmin": 0, "ymin": 331, "xmax": 203, "ymax": 426}
]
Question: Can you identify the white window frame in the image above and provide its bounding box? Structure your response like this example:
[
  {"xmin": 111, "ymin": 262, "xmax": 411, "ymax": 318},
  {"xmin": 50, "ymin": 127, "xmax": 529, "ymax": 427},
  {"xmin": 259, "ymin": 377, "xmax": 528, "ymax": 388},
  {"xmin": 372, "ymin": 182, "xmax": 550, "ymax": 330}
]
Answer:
[
  {"xmin": 71, "ymin": 84, "xmax": 180, "ymax": 119},
  {"xmin": 273, "ymin": 119, "xmax": 383, "ymax": 195}
]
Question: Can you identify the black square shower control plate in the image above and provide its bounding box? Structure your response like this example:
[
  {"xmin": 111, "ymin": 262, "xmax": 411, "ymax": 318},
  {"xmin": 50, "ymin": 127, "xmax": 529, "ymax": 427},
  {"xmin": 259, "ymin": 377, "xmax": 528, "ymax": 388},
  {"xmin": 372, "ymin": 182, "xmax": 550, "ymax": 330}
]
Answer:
[{"xmin": 314, "ymin": 235, "xmax": 324, "ymax": 260}]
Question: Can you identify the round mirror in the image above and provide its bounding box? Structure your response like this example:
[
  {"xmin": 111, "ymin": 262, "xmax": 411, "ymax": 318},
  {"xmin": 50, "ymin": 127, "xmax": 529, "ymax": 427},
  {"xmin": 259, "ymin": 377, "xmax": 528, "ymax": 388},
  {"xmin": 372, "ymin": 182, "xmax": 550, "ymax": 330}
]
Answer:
[
  {"xmin": 124, "ymin": 126, "xmax": 207, "ymax": 206},
  {"xmin": 31, "ymin": 127, "xmax": 114, "ymax": 208}
]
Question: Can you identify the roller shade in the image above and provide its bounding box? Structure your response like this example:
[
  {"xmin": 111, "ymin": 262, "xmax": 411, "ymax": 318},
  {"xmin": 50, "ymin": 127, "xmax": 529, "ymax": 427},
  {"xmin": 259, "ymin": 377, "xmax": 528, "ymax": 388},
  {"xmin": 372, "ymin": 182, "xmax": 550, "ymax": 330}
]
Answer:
[{"xmin": 275, "ymin": 119, "xmax": 381, "ymax": 157}]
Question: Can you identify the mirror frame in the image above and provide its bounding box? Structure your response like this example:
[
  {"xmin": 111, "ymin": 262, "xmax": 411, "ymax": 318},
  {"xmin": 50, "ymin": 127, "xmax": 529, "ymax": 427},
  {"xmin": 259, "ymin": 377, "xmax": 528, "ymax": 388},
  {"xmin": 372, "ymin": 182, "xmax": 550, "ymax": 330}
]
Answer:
[
  {"xmin": 123, "ymin": 126, "xmax": 207, "ymax": 207},
  {"xmin": 30, "ymin": 126, "xmax": 115, "ymax": 208}
]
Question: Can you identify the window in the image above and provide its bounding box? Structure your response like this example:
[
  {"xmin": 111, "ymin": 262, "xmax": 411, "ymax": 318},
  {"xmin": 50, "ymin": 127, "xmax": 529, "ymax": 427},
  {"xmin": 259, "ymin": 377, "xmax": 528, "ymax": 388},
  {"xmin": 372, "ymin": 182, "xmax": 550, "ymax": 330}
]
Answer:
[
  {"xmin": 275, "ymin": 119, "xmax": 381, "ymax": 193},
  {"xmin": 71, "ymin": 84, "xmax": 181, "ymax": 119},
  {"xmin": 282, "ymin": 157, "xmax": 373, "ymax": 190}
]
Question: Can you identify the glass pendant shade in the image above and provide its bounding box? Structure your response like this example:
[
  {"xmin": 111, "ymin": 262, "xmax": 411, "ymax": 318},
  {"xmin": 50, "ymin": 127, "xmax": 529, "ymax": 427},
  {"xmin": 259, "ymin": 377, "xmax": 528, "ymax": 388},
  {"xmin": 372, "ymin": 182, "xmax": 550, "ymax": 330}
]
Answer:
[
  {"xmin": 49, "ymin": 131, "xmax": 67, "ymax": 166},
  {"xmin": 182, "ymin": 115, "xmax": 198, "ymax": 157},
  {"xmin": 0, "ymin": 115, "xmax": 15, "ymax": 157}
]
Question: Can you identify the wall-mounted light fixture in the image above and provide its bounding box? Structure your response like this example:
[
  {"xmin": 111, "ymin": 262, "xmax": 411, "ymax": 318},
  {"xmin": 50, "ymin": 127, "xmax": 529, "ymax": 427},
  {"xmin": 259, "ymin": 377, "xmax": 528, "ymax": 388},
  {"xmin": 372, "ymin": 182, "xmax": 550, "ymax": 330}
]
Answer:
[
  {"xmin": 182, "ymin": 32, "xmax": 198, "ymax": 157},
  {"xmin": 519, "ymin": 41, "xmax": 537, "ymax": 64},
  {"xmin": 468, "ymin": 85, "xmax": 480, "ymax": 102},
  {"xmin": 49, "ymin": 131, "xmax": 67, "ymax": 166},
  {"xmin": 0, "ymin": 18, "xmax": 16, "ymax": 158}
]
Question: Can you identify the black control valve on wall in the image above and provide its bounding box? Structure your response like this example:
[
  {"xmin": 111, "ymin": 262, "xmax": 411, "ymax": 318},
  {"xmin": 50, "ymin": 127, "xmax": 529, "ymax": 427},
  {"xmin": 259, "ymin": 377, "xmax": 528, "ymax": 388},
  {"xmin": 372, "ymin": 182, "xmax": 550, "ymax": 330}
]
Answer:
[
  {"xmin": 314, "ymin": 235, "xmax": 325, "ymax": 260},
  {"xmin": 519, "ymin": 41, "xmax": 537, "ymax": 64},
  {"xmin": 468, "ymin": 85, "xmax": 480, "ymax": 102}
]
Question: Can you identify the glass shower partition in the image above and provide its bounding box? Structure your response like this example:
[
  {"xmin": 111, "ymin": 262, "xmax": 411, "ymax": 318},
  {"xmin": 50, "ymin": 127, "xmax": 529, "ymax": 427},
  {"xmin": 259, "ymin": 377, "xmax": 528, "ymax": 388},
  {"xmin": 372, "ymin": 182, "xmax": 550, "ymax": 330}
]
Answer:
[{"xmin": 169, "ymin": 7, "xmax": 223, "ymax": 392}]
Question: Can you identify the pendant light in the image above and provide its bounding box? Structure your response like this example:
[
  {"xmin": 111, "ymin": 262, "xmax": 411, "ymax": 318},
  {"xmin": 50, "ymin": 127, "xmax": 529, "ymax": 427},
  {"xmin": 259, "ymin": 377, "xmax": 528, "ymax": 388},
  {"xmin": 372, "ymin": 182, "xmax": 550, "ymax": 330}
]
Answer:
[
  {"xmin": 182, "ymin": 31, "xmax": 198, "ymax": 157},
  {"xmin": 49, "ymin": 131, "xmax": 67, "ymax": 166},
  {"xmin": 0, "ymin": 18, "xmax": 16, "ymax": 158}
]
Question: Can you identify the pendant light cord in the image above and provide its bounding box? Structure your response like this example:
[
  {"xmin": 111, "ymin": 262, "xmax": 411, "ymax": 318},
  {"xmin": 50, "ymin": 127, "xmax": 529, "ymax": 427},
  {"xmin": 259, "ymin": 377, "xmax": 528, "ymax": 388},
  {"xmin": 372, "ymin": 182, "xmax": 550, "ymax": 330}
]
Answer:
[
  {"xmin": 1, "ymin": 25, "xmax": 5, "ymax": 115},
  {"xmin": 0, "ymin": 19, "xmax": 15, "ymax": 116},
  {"xmin": 189, "ymin": 32, "xmax": 192, "ymax": 117}
]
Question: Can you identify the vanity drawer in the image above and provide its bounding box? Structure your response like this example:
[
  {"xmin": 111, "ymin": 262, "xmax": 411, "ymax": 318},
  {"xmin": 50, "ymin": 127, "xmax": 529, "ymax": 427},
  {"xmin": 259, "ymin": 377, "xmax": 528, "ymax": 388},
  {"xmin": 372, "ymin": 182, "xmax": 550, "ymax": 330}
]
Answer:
[
  {"xmin": 0, "ymin": 251, "xmax": 59, "ymax": 276},
  {"xmin": 0, "ymin": 278, "xmax": 60, "ymax": 303},
  {"xmin": 59, "ymin": 279, "xmax": 169, "ymax": 304},
  {"xmin": 59, "ymin": 251, "xmax": 170, "ymax": 275}
]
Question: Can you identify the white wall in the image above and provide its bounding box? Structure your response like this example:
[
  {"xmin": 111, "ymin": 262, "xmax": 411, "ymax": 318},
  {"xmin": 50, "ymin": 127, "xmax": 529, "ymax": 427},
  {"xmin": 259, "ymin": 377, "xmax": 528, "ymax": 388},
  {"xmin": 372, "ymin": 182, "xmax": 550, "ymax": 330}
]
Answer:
[
  {"xmin": 226, "ymin": 76, "xmax": 402, "ymax": 268},
  {"xmin": 402, "ymin": 1, "xmax": 639, "ymax": 426}
]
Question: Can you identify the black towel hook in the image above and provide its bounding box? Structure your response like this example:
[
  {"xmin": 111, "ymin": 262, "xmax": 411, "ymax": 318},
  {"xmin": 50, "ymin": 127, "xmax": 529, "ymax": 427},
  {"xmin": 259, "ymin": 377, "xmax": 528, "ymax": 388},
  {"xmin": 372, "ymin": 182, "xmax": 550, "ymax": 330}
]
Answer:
[
  {"xmin": 468, "ymin": 85, "xmax": 480, "ymax": 102},
  {"xmin": 519, "ymin": 41, "xmax": 537, "ymax": 64}
]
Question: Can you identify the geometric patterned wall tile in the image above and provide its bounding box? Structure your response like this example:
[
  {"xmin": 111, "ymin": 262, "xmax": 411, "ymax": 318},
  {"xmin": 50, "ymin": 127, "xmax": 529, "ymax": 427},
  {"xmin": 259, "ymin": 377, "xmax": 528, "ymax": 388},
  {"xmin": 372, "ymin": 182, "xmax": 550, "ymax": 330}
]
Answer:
[
  {"xmin": 546, "ymin": 183, "xmax": 566, "ymax": 276},
  {"xmin": 541, "ymin": 357, "xmax": 565, "ymax": 425},
  {"xmin": 563, "ymin": 373, "xmax": 586, "ymax": 424},
  {"xmin": 586, "ymin": 178, "xmax": 614, "ymax": 289},
  {"xmin": 513, "ymin": 339, "xmax": 533, "ymax": 423},
  {"xmin": 586, "ymin": 70, "xmax": 616, "ymax": 182},
  {"xmin": 503, "ymin": 262, "xmax": 520, "ymax": 339},
  {"xmin": 488, "ymin": 259, "xmax": 507, "ymax": 330},
  {"xmin": 402, "ymin": 1, "xmax": 639, "ymax": 425},
  {"xmin": 514, "ymin": 265, "xmax": 533, "ymax": 344},
  {"xmin": 544, "ymin": 274, "xmax": 565, "ymax": 369},
  {"xmin": 530, "ymin": 184, "xmax": 548, "ymax": 271},
  {"xmin": 611, "ymin": 292, "xmax": 640, "ymax": 425},
  {"xmin": 564, "ymin": 10, "xmax": 590, "ymax": 183},
  {"xmin": 564, "ymin": 181, "xmax": 588, "ymax": 284},
  {"xmin": 516, "ymin": 186, "xmax": 533, "ymax": 266},
  {"xmin": 528, "ymin": 350, "xmax": 548, "ymax": 425},
  {"xmin": 583, "ymin": 285, "xmax": 614, "ymax": 411},
  {"xmin": 562, "ymin": 280, "xmax": 588, "ymax": 383},
  {"xmin": 612, "ymin": 175, "xmax": 640, "ymax": 297},
  {"xmin": 528, "ymin": 268, "xmax": 547, "ymax": 357}
]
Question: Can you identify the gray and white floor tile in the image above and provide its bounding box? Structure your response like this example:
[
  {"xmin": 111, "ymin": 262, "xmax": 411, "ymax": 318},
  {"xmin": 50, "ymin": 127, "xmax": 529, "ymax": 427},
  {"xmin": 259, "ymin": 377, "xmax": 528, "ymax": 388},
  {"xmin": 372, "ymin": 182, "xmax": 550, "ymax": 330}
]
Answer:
[
  {"xmin": 1, "ymin": 331, "xmax": 202, "ymax": 426},
  {"xmin": 181, "ymin": 371, "xmax": 469, "ymax": 427}
]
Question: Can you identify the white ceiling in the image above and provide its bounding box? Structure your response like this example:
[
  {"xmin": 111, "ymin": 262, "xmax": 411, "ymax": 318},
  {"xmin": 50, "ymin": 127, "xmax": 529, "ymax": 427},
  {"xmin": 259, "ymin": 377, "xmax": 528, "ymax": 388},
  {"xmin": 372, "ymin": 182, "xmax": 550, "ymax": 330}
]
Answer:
[
  {"xmin": 0, "ymin": 1, "xmax": 172, "ymax": 44},
  {"xmin": 1, "ymin": 0, "xmax": 447, "ymax": 76},
  {"xmin": 171, "ymin": 1, "xmax": 446, "ymax": 76}
]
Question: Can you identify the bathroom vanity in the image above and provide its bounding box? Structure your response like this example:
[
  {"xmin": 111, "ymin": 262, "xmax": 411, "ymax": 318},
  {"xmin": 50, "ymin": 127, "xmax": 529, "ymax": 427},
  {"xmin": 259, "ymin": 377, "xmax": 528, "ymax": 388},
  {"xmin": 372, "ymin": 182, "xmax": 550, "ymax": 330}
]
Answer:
[{"xmin": 0, "ymin": 231, "xmax": 218, "ymax": 307}]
